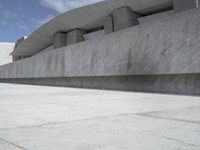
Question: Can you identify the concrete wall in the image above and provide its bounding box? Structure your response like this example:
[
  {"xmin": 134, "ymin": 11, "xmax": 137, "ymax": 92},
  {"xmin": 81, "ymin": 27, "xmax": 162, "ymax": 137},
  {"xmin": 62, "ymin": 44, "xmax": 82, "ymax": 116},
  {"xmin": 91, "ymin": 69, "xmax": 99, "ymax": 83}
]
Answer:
[
  {"xmin": 35, "ymin": 45, "xmax": 53, "ymax": 56},
  {"xmin": 0, "ymin": 9, "xmax": 200, "ymax": 78},
  {"xmin": 0, "ymin": 43, "xmax": 15, "ymax": 66},
  {"xmin": 1, "ymin": 9, "xmax": 200, "ymax": 95}
]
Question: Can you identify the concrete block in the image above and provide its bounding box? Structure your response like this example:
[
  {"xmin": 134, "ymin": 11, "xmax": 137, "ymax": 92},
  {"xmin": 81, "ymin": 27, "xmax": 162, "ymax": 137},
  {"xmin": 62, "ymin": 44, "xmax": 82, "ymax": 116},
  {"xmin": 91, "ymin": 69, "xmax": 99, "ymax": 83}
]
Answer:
[
  {"xmin": 66, "ymin": 29, "xmax": 86, "ymax": 45},
  {"xmin": 174, "ymin": 0, "xmax": 199, "ymax": 13},
  {"xmin": 53, "ymin": 32, "xmax": 66, "ymax": 49},
  {"xmin": 113, "ymin": 7, "xmax": 139, "ymax": 32},
  {"xmin": 104, "ymin": 16, "xmax": 114, "ymax": 34}
]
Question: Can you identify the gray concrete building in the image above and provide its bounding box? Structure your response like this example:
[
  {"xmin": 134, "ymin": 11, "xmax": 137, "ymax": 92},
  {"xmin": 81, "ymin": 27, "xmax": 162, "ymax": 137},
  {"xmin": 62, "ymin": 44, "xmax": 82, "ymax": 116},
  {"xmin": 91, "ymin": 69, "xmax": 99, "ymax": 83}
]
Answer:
[{"xmin": 0, "ymin": 0, "xmax": 200, "ymax": 95}]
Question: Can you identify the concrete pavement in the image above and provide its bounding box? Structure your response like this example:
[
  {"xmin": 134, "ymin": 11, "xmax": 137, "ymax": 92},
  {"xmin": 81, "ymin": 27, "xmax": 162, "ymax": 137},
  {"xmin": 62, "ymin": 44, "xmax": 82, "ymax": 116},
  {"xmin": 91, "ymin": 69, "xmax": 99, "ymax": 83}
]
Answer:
[{"xmin": 0, "ymin": 83, "xmax": 200, "ymax": 150}]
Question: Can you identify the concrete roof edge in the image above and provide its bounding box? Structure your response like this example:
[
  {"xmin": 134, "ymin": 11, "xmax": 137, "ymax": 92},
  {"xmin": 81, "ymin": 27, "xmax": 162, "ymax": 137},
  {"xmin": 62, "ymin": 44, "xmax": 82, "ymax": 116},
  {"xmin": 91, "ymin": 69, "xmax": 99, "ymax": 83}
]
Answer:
[{"xmin": 12, "ymin": 0, "xmax": 173, "ymax": 56}]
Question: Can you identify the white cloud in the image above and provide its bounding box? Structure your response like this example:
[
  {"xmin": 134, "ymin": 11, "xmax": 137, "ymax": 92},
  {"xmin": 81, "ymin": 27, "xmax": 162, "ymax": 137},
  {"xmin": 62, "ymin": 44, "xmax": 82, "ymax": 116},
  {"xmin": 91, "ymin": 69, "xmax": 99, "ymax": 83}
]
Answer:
[
  {"xmin": 31, "ymin": 14, "xmax": 55, "ymax": 26},
  {"xmin": 39, "ymin": 0, "xmax": 104, "ymax": 13},
  {"xmin": 40, "ymin": 15, "xmax": 55, "ymax": 24}
]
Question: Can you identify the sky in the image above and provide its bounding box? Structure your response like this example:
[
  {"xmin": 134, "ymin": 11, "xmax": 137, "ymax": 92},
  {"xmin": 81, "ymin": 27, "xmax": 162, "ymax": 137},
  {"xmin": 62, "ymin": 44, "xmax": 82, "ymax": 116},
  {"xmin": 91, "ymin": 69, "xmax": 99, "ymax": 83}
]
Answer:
[{"xmin": 0, "ymin": 0, "xmax": 103, "ymax": 43}]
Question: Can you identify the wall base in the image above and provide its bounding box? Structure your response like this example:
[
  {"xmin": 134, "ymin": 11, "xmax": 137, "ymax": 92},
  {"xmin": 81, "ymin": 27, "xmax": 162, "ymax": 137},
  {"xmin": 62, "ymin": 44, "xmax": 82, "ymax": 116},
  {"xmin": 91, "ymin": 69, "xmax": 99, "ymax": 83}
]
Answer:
[{"xmin": 0, "ymin": 74, "xmax": 200, "ymax": 95}]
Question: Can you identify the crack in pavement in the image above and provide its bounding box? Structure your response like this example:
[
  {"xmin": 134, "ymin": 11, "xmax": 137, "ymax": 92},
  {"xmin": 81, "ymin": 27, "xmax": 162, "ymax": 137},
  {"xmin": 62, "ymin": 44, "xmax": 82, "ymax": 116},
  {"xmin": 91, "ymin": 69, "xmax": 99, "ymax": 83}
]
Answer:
[
  {"xmin": 0, "ymin": 112, "xmax": 199, "ymax": 150},
  {"xmin": 136, "ymin": 106, "xmax": 200, "ymax": 125},
  {"xmin": 137, "ymin": 113, "xmax": 200, "ymax": 125},
  {"xmin": 0, "ymin": 137, "xmax": 28, "ymax": 150},
  {"xmin": 0, "ymin": 110, "xmax": 200, "ymax": 132},
  {"xmin": 163, "ymin": 136, "xmax": 200, "ymax": 147}
]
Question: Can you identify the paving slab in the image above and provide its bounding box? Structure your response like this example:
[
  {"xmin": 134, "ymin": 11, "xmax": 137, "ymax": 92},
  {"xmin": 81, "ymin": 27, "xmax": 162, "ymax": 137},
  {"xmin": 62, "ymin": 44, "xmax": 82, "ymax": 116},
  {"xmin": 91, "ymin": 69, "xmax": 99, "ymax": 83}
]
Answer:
[{"xmin": 0, "ymin": 83, "xmax": 200, "ymax": 150}]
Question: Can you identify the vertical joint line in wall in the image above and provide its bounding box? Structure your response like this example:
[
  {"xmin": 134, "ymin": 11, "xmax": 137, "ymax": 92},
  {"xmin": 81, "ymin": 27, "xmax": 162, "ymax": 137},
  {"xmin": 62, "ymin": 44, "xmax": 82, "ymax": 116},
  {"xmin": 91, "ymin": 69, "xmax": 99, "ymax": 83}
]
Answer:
[{"xmin": 197, "ymin": 0, "xmax": 199, "ymax": 8}]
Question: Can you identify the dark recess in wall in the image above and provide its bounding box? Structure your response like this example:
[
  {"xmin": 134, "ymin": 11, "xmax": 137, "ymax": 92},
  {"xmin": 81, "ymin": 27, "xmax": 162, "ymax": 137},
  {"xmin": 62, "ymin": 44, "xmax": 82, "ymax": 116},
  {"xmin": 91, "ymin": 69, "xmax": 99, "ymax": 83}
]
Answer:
[{"xmin": 0, "ymin": 74, "xmax": 200, "ymax": 96}]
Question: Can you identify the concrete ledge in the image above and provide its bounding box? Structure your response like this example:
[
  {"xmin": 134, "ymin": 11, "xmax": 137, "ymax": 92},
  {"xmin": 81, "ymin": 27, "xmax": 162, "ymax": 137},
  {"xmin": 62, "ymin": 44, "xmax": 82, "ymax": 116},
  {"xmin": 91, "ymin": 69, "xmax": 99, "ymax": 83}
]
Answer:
[{"xmin": 1, "ymin": 74, "xmax": 200, "ymax": 95}]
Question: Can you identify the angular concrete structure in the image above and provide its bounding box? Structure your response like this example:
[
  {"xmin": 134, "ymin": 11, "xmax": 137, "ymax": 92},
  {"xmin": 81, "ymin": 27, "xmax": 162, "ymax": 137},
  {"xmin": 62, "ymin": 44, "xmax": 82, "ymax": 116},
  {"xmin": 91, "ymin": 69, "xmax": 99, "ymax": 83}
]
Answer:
[
  {"xmin": 174, "ymin": 0, "xmax": 199, "ymax": 12},
  {"xmin": 53, "ymin": 32, "xmax": 66, "ymax": 49},
  {"xmin": 113, "ymin": 7, "xmax": 139, "ymax": 31},
  {"xmin": 104, "ymin": 16, "xmax": 114, "ymax": 34},
  {"xmin": 0, "ymin": 0, "xmax": 200, "ymax": 95}
]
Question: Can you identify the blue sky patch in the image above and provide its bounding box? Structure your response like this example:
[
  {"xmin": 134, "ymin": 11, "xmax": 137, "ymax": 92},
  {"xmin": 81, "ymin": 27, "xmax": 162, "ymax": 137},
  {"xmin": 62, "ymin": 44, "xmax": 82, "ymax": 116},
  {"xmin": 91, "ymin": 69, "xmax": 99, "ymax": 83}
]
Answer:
[{"xmin": 0, "ymin": 0, "xmax": 102, "ymax": 42}]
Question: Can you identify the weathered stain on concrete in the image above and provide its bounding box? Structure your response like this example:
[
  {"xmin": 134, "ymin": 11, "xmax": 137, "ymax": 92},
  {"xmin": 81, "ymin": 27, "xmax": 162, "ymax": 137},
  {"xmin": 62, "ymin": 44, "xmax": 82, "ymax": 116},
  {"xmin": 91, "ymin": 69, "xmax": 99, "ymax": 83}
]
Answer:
[{"xmin": 1, "ymin": 74, "xmax": 200, "ymax": 95}]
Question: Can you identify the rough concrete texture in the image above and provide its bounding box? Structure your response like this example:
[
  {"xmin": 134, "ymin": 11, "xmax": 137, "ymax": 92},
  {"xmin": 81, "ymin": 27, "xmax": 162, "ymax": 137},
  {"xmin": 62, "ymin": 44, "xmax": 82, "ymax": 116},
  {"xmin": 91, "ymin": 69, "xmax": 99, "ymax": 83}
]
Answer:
[
  {"xmin": 0, "ymin": 43, "xmax": 15, "ymax": 66},
  {"xmin": 35, "ymin": 45, "xmax": 54, "ymax": 56},
  {"xmin": 1, "ymin": 9, "xmax": 200, "ymax": 78},
  {"xmin": 53, "ymin": 32, "xmax": 66, "ymax": 49},
  {"xmin": 1, "ymin": 74, "xmax": 200, "ymax": 95},
  {"xmin": 66, "ymin": 29, "xmax": 86, "ymax": 45},
  {"xmin": 0, "ymin": 83, "xmax": 200, "ymax": 150},
  {"xmin": 113, "ymin": 7, "xmax": 139, "ymax": 31},
  {"xmin": 174, "ymin": 0, "xmax": 199, "ymax": 13}
]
